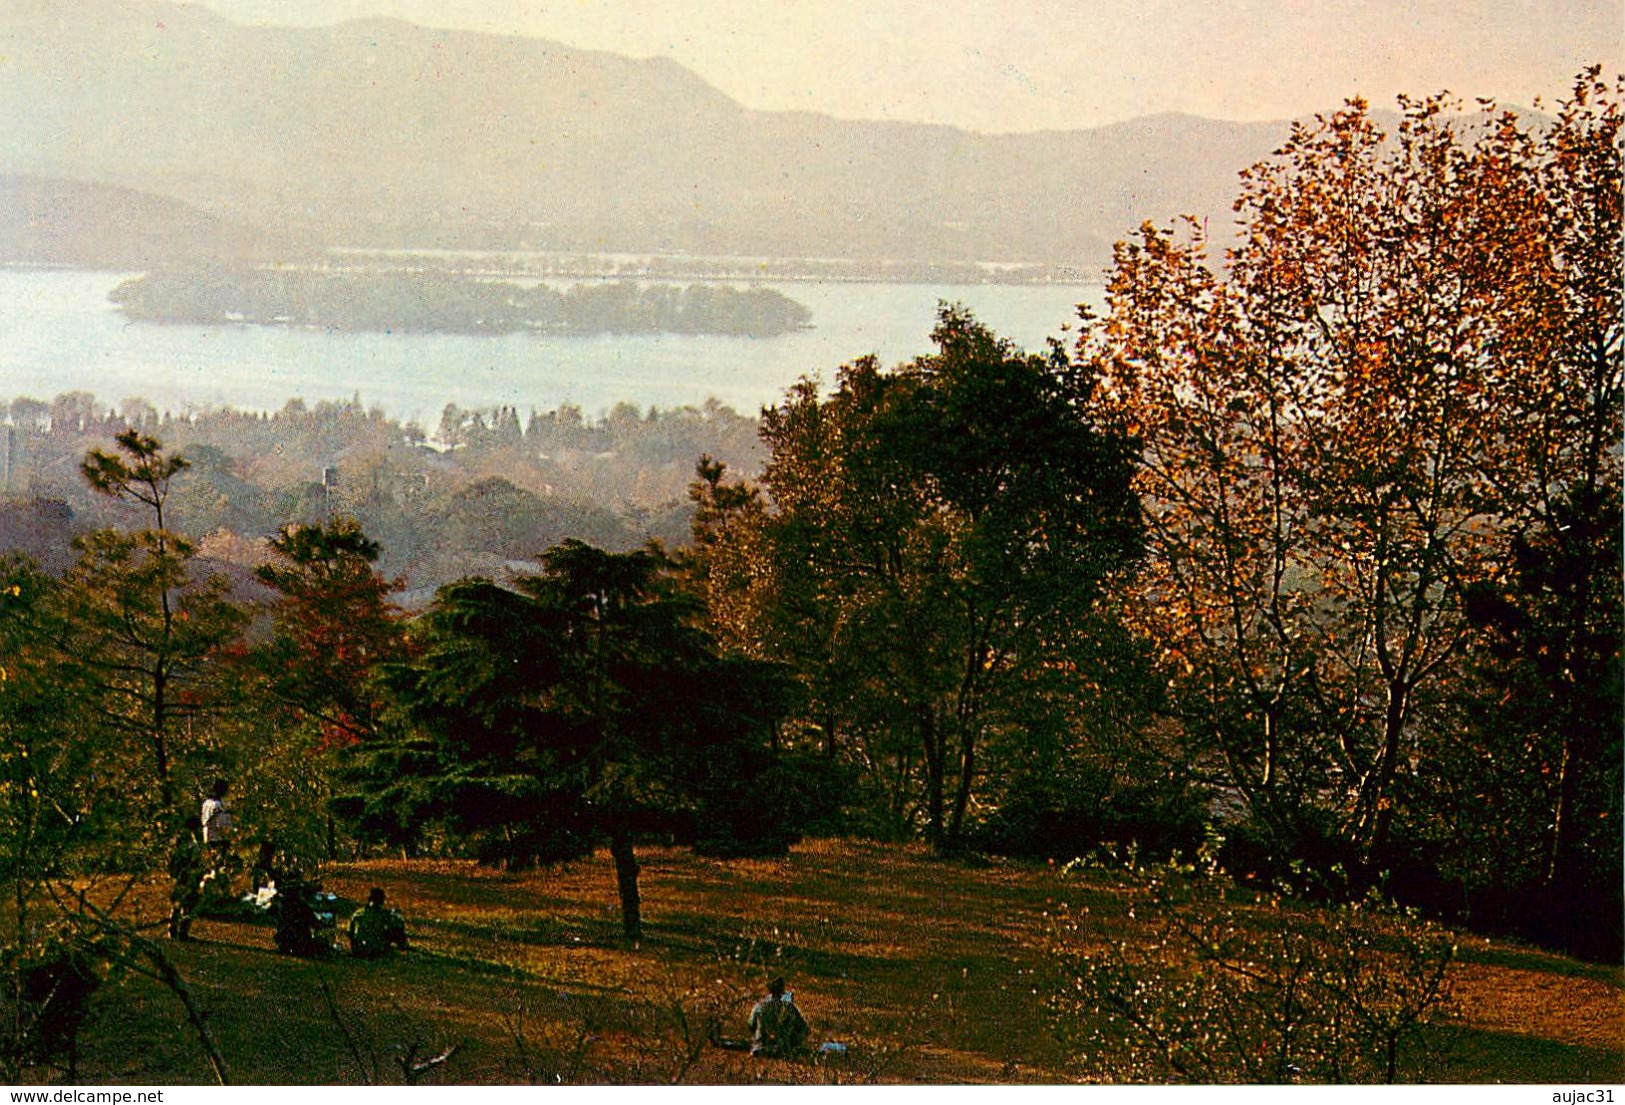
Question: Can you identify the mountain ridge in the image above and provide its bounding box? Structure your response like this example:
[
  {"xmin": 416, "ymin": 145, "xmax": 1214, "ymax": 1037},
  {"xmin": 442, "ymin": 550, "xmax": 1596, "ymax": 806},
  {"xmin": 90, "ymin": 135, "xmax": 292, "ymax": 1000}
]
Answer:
[{"xmin": 1, "ymin": 0, "xmax": 1294, "ymax": 268}]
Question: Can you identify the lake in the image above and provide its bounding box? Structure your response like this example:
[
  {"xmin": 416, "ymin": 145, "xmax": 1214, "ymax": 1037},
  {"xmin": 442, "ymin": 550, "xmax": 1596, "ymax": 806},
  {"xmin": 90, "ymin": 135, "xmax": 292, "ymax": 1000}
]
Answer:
[{"xmin": 0, "ymin": 268, "xmax": 1106, "ymax": 427}]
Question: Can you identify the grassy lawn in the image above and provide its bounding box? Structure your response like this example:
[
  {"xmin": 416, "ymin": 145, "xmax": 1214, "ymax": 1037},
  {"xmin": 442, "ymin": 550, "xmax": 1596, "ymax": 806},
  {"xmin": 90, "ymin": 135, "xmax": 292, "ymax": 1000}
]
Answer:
[{"xmin": 52, "ymin": 839, "xmax": 1625, "ymax": 1085}]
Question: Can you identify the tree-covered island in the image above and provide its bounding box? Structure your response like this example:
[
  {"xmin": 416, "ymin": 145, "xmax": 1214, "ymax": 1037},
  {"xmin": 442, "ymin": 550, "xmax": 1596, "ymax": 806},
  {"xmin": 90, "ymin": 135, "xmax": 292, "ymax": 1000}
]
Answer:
[{"xmin": 110, "ymin": 268, "xmax": 814, "ymax": 338}]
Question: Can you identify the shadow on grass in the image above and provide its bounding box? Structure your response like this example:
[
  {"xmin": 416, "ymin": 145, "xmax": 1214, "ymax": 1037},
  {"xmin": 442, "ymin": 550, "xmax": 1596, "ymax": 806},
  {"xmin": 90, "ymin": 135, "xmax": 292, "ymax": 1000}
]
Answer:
[
  {"xmin": 54, "ymin": 844, "xmax": 1620, "ymax": 1086},
  {"xmin": 423, "ymin": 913, "xmax": 630, "ymax": 953},
  {"xmin": 1430, "ymin": 1023, "xmax": 1625, "ymax": 1084},
  {"xmin": 1454, "ymin": 940, "xmax": 1624, "ymax": 983},
  {"xmin": 644, "ymin": 910, "xmax": 894, "ymax": 976}
]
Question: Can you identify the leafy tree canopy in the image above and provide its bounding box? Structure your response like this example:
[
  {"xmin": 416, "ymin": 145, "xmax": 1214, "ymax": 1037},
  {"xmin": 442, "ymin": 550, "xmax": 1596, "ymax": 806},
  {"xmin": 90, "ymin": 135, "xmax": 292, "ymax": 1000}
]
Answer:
[{"xmin": 367, "ymin": 539, "xmax": 795, "ymax": 940}]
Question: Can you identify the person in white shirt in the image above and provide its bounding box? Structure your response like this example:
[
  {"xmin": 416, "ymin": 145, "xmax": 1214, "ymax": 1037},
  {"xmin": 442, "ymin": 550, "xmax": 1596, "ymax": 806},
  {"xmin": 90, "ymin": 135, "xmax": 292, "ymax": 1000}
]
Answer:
[{"xmin": 200, "ymin": 779, "xmax": 234, "ymax": 858}]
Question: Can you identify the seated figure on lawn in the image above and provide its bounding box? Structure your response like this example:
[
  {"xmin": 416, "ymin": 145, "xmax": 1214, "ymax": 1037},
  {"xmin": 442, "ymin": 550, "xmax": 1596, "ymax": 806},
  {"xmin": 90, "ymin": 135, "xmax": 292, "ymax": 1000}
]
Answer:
[
  {"xmin": 273, "ymin": 877, "xmax": 333, "ymax": 958},
  {"xmin": 348, "ymin": 886, "xmax": 409, "ymax": 959},
  {"xmin": 747, "ymin": 976, "xmax": 809, "ymax": 1058}
]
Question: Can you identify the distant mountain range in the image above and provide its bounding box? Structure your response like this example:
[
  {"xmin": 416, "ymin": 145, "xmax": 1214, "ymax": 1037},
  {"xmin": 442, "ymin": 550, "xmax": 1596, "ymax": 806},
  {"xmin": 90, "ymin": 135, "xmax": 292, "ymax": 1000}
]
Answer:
[{"xmin": 1, "ymin": 0, "xmax": 1296, "ymax": 272}]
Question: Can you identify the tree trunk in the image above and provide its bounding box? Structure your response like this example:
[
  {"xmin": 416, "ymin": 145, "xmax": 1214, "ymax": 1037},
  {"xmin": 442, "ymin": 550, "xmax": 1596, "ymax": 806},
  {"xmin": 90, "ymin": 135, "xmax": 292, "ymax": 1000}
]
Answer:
[
  {"xmin": 919, "ymin": 708, "xmax": 945, "ymax": 851},
  {"xmin": 946, "ymin": 722, "xmax": 977, "ymax": 849},
  {"xmin": 888, "ymin": 747, "xmax": 913, "ymax": 823},
  {"xmin": 152, "ymin": 663, "xmax": 173, "ymax": 812},
  {"xmin": 1355, "ymin": 680, "xmax": 1409, "ymax": 886},
  {"xmin": 609, "ymin": 832, "xmax": 642, "ymax": 943},
  {"xmin": 1545, "ymin": 735, "xmax": 1580, "ymax": 888},
  {"xmin": 1372, "ymin": 683, "xmax": 1407, "ymax": 857}
]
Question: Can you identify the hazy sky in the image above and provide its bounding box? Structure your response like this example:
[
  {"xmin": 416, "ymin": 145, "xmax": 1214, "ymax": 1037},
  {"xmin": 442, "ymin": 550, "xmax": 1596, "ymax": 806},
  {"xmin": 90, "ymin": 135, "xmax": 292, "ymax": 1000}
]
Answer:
[{"xmin": 189, "ymin": 1, "xmax": 1620, "ymax": 133}]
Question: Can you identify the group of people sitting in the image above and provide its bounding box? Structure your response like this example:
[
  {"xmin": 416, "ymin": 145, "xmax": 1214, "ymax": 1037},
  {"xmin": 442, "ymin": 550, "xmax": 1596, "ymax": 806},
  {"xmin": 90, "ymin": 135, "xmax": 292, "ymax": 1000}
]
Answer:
[
  {"xmin": 262, "ymin": 860, "xmax": 409, "ymax": 960},
  {"xmin": 167, "ymin": 780, "xmax": 409, "ymax": 960},
  {"xmin": 171, "ymin": 782, "xmax": 826, "ymax": 1058}
]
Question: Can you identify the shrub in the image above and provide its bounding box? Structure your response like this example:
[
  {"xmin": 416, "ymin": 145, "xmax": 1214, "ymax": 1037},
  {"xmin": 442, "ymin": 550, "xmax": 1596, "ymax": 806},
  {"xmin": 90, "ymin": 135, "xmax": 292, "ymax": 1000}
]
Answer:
[
  {"xmin": 1045, "ymin": 861, "xmax": 1456, "ymax": 1083},
  {"xmin": 681, "ymin": 748, "xmax": 848, "ymax": 859},
  {"xmin": 1212, "ymin": 808, "xmax": 1362, "ymax": 901},
  {"xmin": 972, "ymin": 769, "xmax": 1209, "ymax": 864}
]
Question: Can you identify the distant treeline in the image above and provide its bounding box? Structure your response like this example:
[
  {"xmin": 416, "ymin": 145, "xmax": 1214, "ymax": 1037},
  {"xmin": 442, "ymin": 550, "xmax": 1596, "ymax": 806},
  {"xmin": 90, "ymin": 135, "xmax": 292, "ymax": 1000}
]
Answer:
[
  {"xmin": 109, "ymin": 268, "xmax": 814, "ymax": 338},
  {"xmin": 331, "ymin": 248, "xmax": 1095, "ymax": 286}
]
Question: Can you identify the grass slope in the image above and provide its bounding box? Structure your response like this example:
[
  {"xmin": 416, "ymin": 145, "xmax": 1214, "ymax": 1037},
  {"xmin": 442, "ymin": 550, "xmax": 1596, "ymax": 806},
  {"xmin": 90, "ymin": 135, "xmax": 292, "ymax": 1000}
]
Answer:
[{"xmin": 61, "ymin": 840, "xmax": 1625, "ymax": 1085}]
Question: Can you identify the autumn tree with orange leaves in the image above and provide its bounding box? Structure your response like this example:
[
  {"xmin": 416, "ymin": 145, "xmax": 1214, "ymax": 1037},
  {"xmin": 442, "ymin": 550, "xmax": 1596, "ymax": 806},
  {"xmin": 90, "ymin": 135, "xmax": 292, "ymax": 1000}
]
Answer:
[{"xmin": 1080, "ymin": 70, "xmax": 1620, "ymax": 951}]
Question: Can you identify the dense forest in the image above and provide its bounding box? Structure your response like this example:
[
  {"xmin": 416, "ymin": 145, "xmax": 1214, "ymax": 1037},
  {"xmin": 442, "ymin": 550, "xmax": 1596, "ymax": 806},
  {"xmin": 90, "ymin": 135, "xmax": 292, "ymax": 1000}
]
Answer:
[{"xmin": 0, "ymin": 75, "xmax": 1616, "ymax": 1085}]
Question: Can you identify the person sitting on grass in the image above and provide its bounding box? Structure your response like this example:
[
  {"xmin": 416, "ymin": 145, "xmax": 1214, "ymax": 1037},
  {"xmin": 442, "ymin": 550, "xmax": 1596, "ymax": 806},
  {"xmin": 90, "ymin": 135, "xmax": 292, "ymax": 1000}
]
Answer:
[
  {"xmin": 348, "ymin": 886, "xmax": 409, "ymax": 959},
  {"xmin": 747, "ymin": 976, "xmax": 809, "ymax": 1058},
  {"xmin": 274, "ymin": 877, "xmax": 332, "ymax": 958}
]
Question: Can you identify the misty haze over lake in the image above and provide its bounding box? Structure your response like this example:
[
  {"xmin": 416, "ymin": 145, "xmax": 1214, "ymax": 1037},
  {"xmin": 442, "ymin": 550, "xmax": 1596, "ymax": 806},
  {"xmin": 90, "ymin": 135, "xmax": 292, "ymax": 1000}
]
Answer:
[
  {"xmin": 0, "ymin": 268, "xmax": 1105, "ymax": 426},
  {"xmin": 0, "ymin": 2, "xmax": 1278, "ymax": 428}
]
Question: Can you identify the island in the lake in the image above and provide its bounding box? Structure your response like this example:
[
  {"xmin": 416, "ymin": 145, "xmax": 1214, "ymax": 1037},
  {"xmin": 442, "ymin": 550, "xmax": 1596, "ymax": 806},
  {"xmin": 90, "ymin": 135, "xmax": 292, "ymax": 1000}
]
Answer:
[{"xmin": 109, "ymin": 267, "xmax": 814, "ymax": 338}]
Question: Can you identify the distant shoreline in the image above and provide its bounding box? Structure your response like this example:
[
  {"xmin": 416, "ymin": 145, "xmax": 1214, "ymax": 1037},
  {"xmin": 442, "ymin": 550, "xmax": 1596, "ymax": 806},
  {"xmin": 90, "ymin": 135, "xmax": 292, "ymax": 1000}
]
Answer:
[
  {"xmin": 325, "ymin": 247, "xmax": 1097, "ymax": 287},
  {"xmin": 0, "ymin": 254, "xmax": 1102, "ymax": 288}
]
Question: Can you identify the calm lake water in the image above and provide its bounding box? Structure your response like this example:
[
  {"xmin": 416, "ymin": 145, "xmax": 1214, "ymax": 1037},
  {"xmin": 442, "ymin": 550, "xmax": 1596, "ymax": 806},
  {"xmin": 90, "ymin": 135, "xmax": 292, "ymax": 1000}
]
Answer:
[{"xmin": 0, "ymin": 268, "xmax": 1106, "ymax": 426}]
